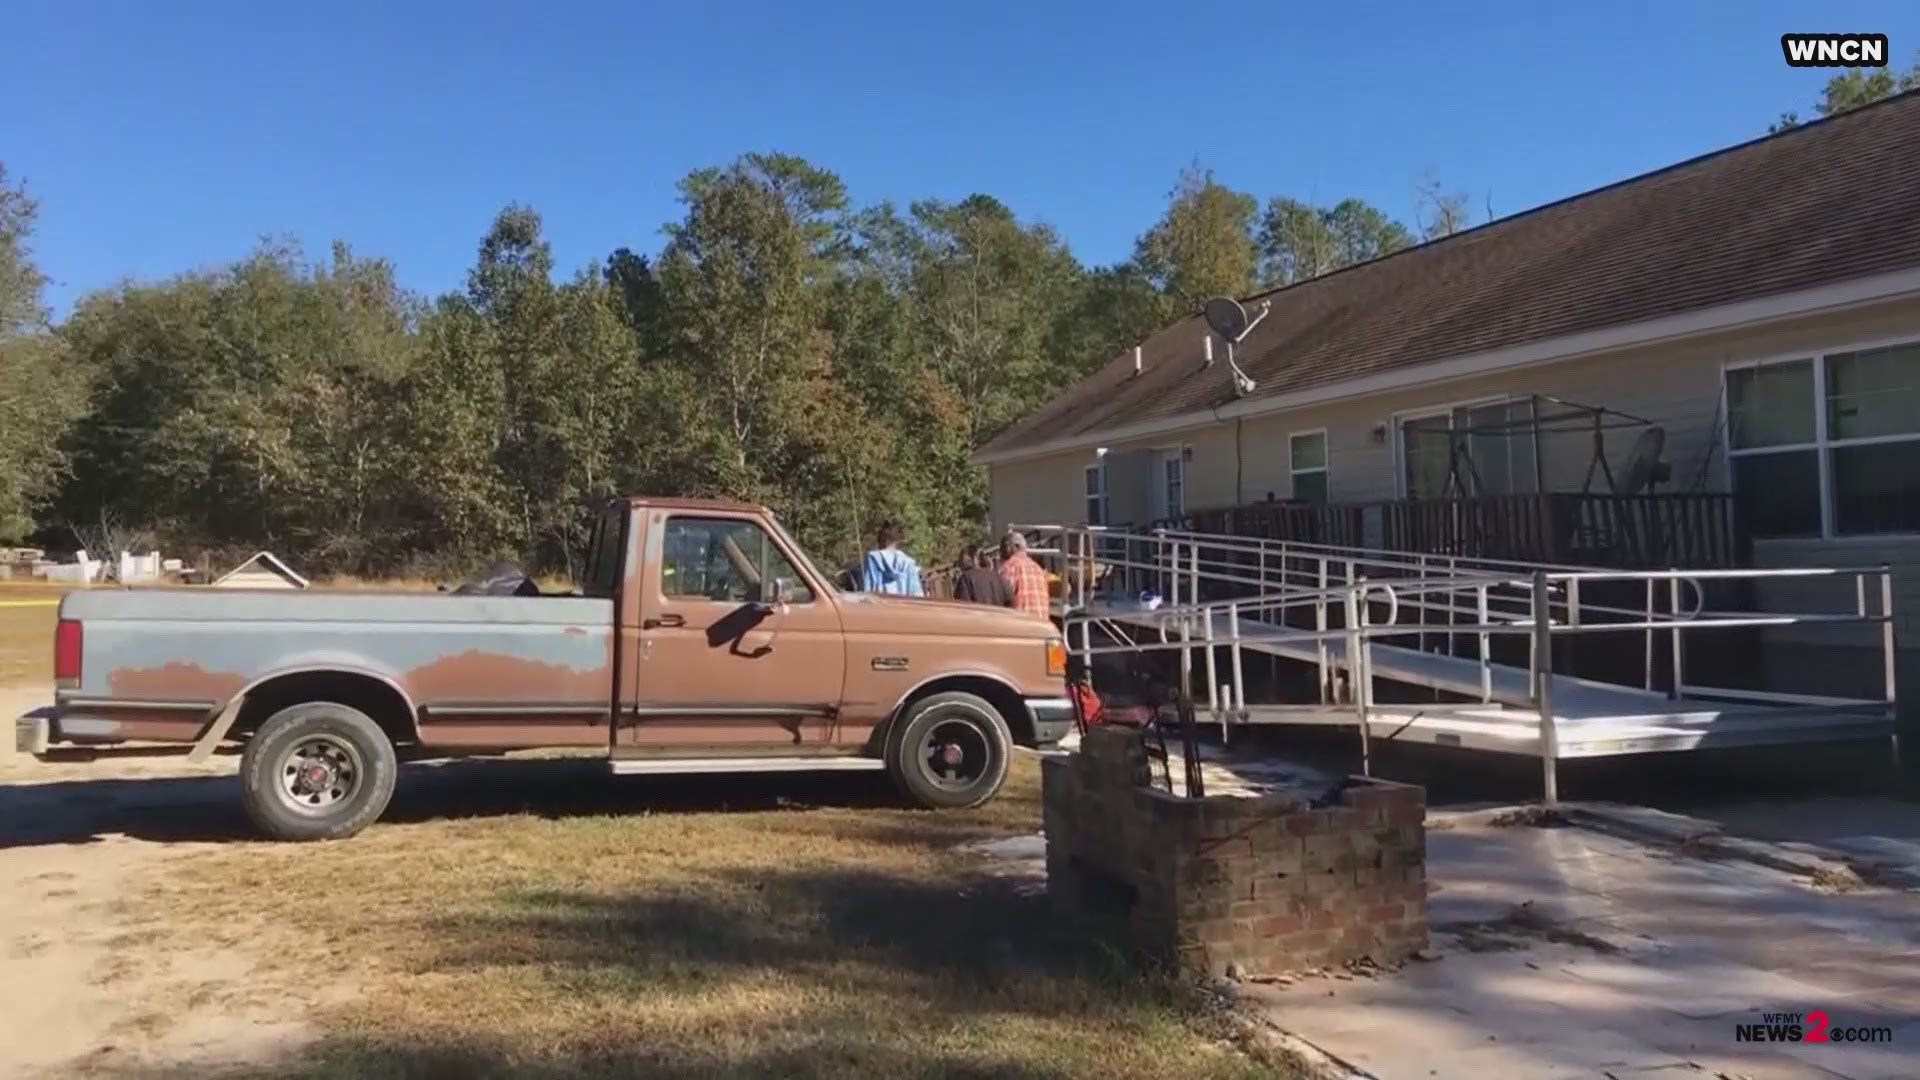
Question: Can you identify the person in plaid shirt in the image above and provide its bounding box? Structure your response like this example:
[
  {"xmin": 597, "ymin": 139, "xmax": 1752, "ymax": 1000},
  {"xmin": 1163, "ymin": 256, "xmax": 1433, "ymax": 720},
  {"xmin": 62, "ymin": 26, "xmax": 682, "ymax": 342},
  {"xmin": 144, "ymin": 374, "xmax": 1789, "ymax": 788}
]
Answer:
[{"xmin": 997, "ymin": 531, "xmax": 1051, "ymax": 621}]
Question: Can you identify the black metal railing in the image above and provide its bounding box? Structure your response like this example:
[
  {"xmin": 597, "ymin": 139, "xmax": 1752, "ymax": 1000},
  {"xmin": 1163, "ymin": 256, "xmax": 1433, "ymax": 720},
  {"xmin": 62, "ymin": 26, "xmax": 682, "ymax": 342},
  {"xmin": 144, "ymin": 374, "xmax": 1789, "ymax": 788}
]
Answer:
[
  {"xmin": 1143, "ymin": 491, "xmax": 1747, "ymax": 570},
  {"xmin": 1378, "ymin": 492, "xmax": 1747, "ymax": 569}
]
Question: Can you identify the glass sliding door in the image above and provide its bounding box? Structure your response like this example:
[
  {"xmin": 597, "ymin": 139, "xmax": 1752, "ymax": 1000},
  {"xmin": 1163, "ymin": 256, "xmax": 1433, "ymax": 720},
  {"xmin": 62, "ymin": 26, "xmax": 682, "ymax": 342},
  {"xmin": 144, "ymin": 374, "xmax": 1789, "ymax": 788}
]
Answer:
[{"xmin": 1398, "ymin": 399, "xmax": 1537, "ymax": 498}]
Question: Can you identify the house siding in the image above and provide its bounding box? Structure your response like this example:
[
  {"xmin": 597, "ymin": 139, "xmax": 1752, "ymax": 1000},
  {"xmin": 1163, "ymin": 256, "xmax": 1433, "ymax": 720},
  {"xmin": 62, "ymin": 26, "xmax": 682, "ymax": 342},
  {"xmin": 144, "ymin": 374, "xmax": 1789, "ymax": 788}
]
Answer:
[
  {"xmin": 992, "ymin": 293, "xmax": 1920, "ymax": 537},
  {"xmin": 988, "ymin": 454, "xmax": 1091, "ymax": 533},
  {"xmin": 987, "ymin": 295, "xmax": 1920, "ymax": 708}
]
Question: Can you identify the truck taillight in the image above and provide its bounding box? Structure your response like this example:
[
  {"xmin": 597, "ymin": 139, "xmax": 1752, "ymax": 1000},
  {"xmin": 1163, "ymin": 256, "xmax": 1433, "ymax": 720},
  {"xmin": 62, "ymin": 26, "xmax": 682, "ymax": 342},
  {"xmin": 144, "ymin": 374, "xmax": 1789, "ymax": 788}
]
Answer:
[{"xmin": 54, "ymin": 619, "xmax": 82, "ymax": 687}]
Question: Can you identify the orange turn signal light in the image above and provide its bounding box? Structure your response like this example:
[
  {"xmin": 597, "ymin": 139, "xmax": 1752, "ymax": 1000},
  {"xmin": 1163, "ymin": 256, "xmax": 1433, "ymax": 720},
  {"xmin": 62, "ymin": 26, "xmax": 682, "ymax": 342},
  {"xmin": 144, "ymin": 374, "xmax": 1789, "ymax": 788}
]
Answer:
[{"xmin": 1046, "ymin": 639, "xmax": 1068, "ymax": 677}]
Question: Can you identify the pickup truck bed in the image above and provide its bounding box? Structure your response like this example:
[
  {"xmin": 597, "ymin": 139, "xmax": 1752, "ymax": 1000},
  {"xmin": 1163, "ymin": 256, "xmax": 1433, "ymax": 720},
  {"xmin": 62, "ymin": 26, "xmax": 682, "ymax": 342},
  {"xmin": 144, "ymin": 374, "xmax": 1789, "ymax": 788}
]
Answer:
[{"xmin": 52, "ymin": 589, "xmax": 614, "ymax": 748}]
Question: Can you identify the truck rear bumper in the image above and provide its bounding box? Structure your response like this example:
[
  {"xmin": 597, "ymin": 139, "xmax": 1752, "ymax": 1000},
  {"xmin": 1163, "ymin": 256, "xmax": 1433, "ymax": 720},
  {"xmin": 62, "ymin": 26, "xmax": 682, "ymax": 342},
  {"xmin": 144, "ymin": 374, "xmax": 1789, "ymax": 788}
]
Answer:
[
  {"xmin": 16, "ymin": 710, "xmax": 51, "ymax": 756},
  {"xmin": 1023, "ymin": 696, "xmax": 1076, "ymax": 747}
]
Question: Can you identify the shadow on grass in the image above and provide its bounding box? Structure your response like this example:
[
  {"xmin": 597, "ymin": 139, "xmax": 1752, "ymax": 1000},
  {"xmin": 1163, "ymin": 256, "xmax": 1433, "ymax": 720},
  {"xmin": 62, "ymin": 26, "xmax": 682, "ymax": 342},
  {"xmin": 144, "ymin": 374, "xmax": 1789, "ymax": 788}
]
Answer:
[
  {"xmin": 84, "ymin": 865, "xmax": 1271, "ymax": 1079},
  {"xmin": 0, "ymin": 756, "xmax": 927, "ymax": 849},
  {"xmin": 106, "ymin": 1038, "xmax": 1114, "ymax": 1080}
]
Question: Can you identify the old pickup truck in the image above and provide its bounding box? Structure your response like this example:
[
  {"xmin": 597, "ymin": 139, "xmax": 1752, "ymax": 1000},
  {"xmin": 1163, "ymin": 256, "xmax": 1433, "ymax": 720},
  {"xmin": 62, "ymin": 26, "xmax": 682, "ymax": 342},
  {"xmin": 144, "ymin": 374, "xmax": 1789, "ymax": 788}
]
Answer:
[{"xmin": 22, "ymin": 497, "xmax": 1073, "ymax": 840}]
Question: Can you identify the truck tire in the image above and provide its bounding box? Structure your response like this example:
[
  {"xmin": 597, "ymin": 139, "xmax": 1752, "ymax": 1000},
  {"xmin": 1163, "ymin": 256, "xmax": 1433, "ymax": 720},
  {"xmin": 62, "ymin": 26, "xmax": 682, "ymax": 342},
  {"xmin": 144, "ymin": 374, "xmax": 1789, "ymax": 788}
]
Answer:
[
  {"xmin": 240, "ymin": 702, "xmax": 398, "ymax": 841},
  {"xmin": 885, "ymin": 691, "xmax": 1012, "ymax": 810}
]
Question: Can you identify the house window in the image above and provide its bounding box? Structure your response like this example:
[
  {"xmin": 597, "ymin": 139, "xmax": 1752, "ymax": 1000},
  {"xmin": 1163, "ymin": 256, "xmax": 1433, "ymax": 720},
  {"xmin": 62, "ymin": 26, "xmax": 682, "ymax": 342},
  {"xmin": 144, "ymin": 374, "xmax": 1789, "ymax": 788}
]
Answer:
[
  {"xmin": 1725, "ymin": 341, "xmax": 1920, "ymax": 538},
  {"xmin": 1084, "ymin": 462, "xmax": 1108, "ymax": 525},
  {"xmin": 1161, "ymin": 452, "xmax": 1185, "ymax": 519},
  {"xmin": 1289, "ymin": 430, "xmax": 1329, "ymax": 503}
]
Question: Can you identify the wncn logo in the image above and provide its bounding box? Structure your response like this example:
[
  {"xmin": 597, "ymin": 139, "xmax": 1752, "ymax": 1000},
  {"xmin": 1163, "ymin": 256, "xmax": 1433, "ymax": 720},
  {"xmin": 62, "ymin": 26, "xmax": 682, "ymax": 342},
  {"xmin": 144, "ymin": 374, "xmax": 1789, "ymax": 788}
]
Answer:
[{"xmin": 1781, "ymin": 33, "xmax": 1889, "ymax": 68}]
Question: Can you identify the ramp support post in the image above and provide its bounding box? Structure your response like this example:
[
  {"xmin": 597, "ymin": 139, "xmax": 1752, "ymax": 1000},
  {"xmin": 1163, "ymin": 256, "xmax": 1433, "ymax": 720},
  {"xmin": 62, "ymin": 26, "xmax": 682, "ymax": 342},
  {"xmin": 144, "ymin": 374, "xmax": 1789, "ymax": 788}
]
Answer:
[
  {"xmin": 1881, "ymin": 567, "xmax": 1900, "ymax": 778},
  {"xmin": 1668, "ymin": 574, "xmax": 1684, "ymax": 701},
  {"xmin": 1346, "ymin": 581, "xmax": 1371, "ymax": 776},
  {"xmin": 1531, "ymin": 571, "xmax": 1560, "ymax": 806}
]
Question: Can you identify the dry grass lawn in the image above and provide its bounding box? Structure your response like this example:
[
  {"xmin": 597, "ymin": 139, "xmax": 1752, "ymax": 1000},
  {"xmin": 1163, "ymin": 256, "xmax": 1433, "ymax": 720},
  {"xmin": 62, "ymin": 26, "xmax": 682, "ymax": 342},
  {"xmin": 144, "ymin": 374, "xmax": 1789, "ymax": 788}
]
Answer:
[
  {"xmin": 0, "ymin": 586, "xmax": 62, "ymax": 685},
  {"xmin": 124, "ymin": 755, "xmax": 1290, "ymax": 1079}
]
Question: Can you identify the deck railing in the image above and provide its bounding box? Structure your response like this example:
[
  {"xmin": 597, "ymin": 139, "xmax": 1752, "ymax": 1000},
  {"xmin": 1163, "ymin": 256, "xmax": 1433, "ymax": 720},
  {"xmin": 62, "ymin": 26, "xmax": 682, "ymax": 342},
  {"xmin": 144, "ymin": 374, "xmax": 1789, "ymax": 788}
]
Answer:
[{"xmin": 1149, "ymin": 491, "xmax": 1747, "ymax": 570}]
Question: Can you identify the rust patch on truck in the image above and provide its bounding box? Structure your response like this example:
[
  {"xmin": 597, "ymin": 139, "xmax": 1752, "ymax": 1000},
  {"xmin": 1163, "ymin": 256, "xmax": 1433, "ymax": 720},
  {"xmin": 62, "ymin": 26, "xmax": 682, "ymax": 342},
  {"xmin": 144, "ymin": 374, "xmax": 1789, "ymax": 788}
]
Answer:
[
  {"xmin": 401, "ymin": 647, "xmax": 611, "ymax": 704},
  {"xmin": 108, "ymin": 662, "xmax": 247, "ymax": 702}
]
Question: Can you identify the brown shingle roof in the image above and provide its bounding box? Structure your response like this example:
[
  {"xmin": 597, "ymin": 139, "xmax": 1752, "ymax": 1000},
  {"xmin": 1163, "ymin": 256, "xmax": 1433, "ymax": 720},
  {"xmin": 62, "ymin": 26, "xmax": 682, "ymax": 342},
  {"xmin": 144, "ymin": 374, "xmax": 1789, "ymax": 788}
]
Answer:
[{"xmin": 979, "ymin": 91, "xmax": 1920, "ymax": 460}]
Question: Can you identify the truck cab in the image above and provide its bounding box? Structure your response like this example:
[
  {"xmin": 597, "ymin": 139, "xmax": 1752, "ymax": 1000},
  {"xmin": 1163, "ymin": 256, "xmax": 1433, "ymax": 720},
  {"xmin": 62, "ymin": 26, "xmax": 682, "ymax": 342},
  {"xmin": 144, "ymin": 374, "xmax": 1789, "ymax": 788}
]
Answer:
[
  {"xmin": 595, "ymin": 497, "xmax": 1072, "ymax": 770},
  {"xmin": 29, "ymin": 496, "xmax": 1073, "ymax": 840}
]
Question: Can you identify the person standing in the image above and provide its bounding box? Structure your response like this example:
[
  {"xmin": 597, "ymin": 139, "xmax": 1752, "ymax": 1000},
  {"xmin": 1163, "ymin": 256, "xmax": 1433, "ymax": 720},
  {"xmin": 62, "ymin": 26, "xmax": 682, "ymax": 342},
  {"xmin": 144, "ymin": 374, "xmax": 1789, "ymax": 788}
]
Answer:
[
  {"xmin": 862, "ymin": 522, "xmax": 924, "ymax": 597},
  {"xmin": 998, "ymin": 531, "xmax": 1051, "ymax": 621},
  {"xmin": 952, "ymin": 545, "xmax": 1014, "ymax": 607}
]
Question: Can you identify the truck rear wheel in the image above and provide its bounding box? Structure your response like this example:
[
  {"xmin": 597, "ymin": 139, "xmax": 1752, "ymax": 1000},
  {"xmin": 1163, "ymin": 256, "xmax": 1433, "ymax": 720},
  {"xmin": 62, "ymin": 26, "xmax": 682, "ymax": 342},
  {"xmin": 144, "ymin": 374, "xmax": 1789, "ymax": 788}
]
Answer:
[
  {"xmin": 885, "ymin": 691, "xmax": 1012, "ymax": 810},
  {"xmin": 240, "ymin": 702, "xmax": 398, "ymax": 841}
]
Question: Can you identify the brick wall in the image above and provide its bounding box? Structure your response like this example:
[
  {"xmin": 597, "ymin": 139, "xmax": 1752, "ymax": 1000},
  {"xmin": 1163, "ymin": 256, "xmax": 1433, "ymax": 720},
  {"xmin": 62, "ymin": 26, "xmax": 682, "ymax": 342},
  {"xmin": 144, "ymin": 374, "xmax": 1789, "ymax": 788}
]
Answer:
[{"xmin": 1042, "ymin": 726, "xmax": 1428, "ymax": 978}]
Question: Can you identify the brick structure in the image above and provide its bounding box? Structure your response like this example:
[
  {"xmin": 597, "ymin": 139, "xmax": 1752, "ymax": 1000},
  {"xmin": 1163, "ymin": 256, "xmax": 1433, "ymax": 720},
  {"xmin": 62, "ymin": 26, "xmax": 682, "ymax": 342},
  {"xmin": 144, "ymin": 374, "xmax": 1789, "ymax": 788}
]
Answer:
[{"xmin": 1041, "ymin": 726, "xmax": 1428, "ymax": 978}]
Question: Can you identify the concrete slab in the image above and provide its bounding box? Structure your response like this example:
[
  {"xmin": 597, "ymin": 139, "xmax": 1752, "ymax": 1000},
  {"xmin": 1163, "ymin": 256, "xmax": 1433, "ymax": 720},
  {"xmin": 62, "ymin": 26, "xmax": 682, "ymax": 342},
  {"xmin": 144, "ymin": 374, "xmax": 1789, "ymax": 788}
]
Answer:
[
  {"xmin": 1250, "ymin": 819, "xmax": 1920, "ymax": 1079},
  {"xmin": 1247, "ymin": 955, "xmax": 1691, "ymax": 1079},
  {"xmin": 1553, "ymin": 946, "xmax": 1853, "ymax": 1019},
  {"xmin": 1660, "ymin": 797, "xmax": 1920, "ymax": 889}
]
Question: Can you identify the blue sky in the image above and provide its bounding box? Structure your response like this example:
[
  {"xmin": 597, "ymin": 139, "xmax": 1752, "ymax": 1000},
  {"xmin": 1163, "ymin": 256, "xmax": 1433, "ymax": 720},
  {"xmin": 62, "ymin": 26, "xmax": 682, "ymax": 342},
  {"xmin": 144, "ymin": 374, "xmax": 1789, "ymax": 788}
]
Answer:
[{"xmin": 7, "ymin": 1, "xmax": 1915, "ymax": 314}]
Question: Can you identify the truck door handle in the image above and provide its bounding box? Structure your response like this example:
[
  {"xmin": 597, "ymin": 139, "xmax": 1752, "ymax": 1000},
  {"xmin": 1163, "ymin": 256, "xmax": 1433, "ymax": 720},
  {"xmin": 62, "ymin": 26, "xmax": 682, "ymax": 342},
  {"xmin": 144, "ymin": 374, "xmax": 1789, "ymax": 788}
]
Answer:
[{"xmin": 643, "ymin": 614, "xmax": 685, "ymax": 629}]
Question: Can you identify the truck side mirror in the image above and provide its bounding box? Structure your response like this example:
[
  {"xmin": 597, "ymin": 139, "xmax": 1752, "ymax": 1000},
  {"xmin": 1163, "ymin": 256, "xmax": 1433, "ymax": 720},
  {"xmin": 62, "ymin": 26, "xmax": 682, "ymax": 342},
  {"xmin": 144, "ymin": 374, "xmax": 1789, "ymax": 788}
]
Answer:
[{"xmin": 748, "ymin": 577, "xmax": 794, "ymax": 656}]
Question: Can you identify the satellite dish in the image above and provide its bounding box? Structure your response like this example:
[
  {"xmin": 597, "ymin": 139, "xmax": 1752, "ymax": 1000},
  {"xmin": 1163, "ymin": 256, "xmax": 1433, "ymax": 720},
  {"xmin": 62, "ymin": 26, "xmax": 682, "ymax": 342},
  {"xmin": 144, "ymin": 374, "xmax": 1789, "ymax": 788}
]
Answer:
[
  {"xmin": 1615, "ymin": 426, "xmax": 1672, "ymax": 495},
  {"xmin": 1202, "ymin": 297, "xmax": 1249, "ymax": 342}
]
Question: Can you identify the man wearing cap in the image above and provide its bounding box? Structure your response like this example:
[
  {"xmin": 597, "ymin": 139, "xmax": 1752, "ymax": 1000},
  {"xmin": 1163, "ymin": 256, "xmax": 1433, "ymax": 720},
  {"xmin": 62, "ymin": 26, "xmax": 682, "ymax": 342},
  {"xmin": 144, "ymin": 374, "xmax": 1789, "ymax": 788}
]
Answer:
[{"xmin": 997, "ymin": 531, "xmax": 1051, "ymax": 621}]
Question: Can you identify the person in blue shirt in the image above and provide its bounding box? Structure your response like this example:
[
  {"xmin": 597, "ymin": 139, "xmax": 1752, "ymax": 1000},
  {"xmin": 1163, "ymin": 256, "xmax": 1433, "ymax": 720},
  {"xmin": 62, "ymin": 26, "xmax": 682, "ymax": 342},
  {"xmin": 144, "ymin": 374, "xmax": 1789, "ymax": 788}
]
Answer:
[{"xmin": 862, "ymin": 522, "xmax": 924, "ymax": 597}]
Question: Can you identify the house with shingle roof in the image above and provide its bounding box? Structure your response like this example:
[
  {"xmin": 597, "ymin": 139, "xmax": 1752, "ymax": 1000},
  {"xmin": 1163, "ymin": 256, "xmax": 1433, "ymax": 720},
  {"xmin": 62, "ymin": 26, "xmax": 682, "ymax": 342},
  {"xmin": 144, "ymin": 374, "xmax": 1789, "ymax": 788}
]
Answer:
[{"xmin": 978, "ymin": 92, "xmax": 1920, "ymax": 691}]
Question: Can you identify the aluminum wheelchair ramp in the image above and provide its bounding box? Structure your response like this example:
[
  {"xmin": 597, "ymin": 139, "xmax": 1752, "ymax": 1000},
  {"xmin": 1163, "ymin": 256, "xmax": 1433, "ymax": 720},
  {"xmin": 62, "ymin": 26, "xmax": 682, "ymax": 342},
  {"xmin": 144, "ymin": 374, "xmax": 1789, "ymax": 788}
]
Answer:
[
  {"xmin": 1029, "ymin": 523, "xmax": 1900, "ymax": 804},
  {"xmin": 1226, "ymin": 703, "xmax": 1895, "ymax": 757},
  {"xmin": 1093, "ymin": 603, "xmax": 1895, "ymax": 757}
]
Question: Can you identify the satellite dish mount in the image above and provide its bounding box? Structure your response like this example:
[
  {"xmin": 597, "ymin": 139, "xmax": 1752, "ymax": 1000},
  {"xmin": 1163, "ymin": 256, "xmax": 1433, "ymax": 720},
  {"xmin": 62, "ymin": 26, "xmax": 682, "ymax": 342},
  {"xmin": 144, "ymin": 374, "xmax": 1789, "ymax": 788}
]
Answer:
[{"xmin": 1202, "ymin": 296, "xmax": 1267, "ymax": 398}]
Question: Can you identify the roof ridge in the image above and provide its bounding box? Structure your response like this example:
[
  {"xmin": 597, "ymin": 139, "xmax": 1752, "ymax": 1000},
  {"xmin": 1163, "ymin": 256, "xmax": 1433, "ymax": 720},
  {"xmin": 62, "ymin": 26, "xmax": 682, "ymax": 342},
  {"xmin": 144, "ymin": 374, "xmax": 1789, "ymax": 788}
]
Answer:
[
  {"xmin": 1217, "ymin": 88, "xmax": 1920, "ymax": 313},
  {"xmin": 979, "ymin": 89, "xmax": 1920, "ymax": 460}
]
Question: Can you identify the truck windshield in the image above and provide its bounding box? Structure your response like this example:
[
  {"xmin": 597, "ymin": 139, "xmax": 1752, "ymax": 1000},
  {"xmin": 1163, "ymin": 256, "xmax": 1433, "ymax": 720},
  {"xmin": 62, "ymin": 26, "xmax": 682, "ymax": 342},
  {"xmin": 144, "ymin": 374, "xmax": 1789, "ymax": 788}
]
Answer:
[{"xmin": 765, "ymin": 514, "xmax": 833, "ymax": 593}]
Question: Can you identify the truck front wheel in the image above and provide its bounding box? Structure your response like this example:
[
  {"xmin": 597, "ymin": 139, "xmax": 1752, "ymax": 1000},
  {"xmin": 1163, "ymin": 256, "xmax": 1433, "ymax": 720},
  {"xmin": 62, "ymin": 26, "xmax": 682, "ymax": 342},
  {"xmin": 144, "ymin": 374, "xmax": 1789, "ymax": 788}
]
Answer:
[
  {"xmin": 884, "ymin": 691, "xmax": 1012, "ymax": 810},
  {"xmin": 240, "ymin": 702, "xmax": 398, "ymax": 841}
]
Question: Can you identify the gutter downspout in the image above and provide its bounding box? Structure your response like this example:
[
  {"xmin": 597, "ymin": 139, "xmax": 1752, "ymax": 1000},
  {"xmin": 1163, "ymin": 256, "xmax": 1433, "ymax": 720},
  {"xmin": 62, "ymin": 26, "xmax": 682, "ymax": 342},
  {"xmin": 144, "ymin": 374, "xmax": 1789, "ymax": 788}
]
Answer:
[
  {"xmin": 1234, "ymin": 416, "xmax": 1244, "ymax": 507},
  {"xmin": 1207, "ymin": 402, "xmax": 1242, "ymax": 508}
]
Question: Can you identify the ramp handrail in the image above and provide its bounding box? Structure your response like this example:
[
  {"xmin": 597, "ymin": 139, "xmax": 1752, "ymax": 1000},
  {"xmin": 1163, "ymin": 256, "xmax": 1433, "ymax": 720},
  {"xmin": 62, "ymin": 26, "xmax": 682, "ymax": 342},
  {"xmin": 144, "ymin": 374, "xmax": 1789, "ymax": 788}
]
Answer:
[{"xmin": 1022, "ymin": 521, "xmax": 1897, "ymax": 806}]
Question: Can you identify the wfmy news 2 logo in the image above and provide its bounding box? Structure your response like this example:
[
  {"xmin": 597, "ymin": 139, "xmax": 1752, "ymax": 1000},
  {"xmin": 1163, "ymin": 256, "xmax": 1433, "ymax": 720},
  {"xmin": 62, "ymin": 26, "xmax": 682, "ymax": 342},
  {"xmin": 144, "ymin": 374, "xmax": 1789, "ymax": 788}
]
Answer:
[
  {"xmin": 1781, "ymin": 33, "xmax": 1890, "ymax": 68},
  {"xmin": 1735, "ymin": 1009, "xmax": 1895, "ymax": 1044}
]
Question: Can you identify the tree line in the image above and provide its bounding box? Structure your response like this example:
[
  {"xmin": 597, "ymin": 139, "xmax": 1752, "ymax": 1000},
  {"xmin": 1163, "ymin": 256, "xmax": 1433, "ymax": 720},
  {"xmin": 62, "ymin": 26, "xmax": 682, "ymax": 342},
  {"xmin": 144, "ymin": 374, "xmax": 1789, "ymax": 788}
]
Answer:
[
  {"xmin": 1769, "ymin": 51, "xmax": 1920, "ymax": 132},
  {"xmin": 0, "ymin": 156, "xmax": 1456, "ymax": 578},
  {"xmin": 1, "ymin": 65, "xmax": 1903, "ymax": 578}
]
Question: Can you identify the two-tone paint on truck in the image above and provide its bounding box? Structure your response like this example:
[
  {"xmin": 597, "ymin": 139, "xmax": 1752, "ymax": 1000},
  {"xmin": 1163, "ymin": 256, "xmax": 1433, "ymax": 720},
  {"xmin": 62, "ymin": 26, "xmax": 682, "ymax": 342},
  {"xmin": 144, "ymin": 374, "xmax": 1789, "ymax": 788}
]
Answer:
[{"xmin": 26, "ymin": 497, "xmax": 1075, "ymax": 840}]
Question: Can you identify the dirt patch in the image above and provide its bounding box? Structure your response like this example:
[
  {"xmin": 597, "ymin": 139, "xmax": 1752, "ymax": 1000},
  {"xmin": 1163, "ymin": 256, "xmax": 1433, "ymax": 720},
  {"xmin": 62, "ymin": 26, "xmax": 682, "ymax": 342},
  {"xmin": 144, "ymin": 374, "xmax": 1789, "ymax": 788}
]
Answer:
[
  {"xmin": 1486, "ymin": 806, "xmax": 1570, "ymax": 828},
  {"xmin": 1439, "ymin": 900, "xmax": 1622, "ymax": 955},
  {"xmin": 0, "ymin": 600, "xmax": 59, "ymax": 689},
  {"xmin": 0, "ymin": 829, "xmax": 325, "ymax": 1077},
  {"xmin": 1807, "ymin": 861, "xmax": 1873, "ymax": 892}
]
